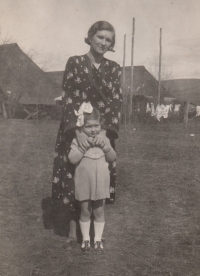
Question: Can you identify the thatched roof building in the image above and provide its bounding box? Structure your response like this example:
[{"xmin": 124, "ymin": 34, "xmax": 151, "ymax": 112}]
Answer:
[
  {"xmin": 122, "ymin": 66, "xmax": 171, "ymax": 101},
  {"xmin": 0, "ymin": 43, "xmax": 60, "ymax": 105},
  {"xmin": 45, "ymin": 71, "xmax": 64, "ymax": 88}
]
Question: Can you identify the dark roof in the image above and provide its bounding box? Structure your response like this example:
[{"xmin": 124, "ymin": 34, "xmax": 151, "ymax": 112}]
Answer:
[
  {"xmin": 1, "ymin": 44, "xmax": 176, "ymax": 106},
  {"xmin": 45, "ymin": 71, "xmax": 64, "ymax": 88},
  {"xmin": 46, "ymin": 67, "xmax": 151, "ymax": 92},
  {"xmin": 47, "ymin": 66, "xmax": 174, "ymax": 102},
  {"xmin": 122, "ymin": 66, "xmax": 171, "ymax": 99},
  {"xmin": 162, "ymin": 79, "xmax": 200, "ymax": 105},
  {"xmin": 0, "ymin": 43, "xmax": 60, "ymax": 105}
]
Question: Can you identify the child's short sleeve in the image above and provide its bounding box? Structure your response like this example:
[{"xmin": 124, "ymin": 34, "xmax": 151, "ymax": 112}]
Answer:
[
  {"xmin": 105, "ymin": 137, "xmax": 112, "ymax": 148},
  {"xmin": 70, "ymin": 138, "xmax": 79, "ymax": 151}
]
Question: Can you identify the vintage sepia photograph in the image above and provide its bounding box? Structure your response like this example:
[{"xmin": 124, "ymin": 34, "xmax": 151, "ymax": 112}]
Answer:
[{"xmin": 0, "ymin": 0, "xmax": 200, "ymax": 275}]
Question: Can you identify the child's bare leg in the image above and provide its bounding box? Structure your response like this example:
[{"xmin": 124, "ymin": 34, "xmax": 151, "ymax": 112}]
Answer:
[
  {"xmin": 79, "ymin": 200, "xmax": 92, "ymax": 254},
  {"xmin": 93, "ymin": 199, "xmax": 105, "ymax": 254},
  {"xmin": 79, "ymin": 200, "xmax": 92, "ymax": 241},
  {"xmin": 93, "ymin": 199, "xmax": 105, "ymax": 222},
  {"xmin": 66, "ymin": 219, "xmax": 77, "ymax": 243},
  {"xmin": 80, "ymin": 200, "xmax": 92, "ymax": 222}
]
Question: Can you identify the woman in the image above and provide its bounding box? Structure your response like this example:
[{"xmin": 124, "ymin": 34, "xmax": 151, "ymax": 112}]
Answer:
[{"xmin": 51, "ymin": 21, "xmax": 122, "ymax": 242}]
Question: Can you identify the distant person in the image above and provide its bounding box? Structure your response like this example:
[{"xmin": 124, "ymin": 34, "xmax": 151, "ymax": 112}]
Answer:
[
  {"xmin": 68, "ymin": 104, "xmax": 116, "ymax": 254},
  {"xmin": 51, "ymin": 21, "xmax": 122, "ymax": 245}
]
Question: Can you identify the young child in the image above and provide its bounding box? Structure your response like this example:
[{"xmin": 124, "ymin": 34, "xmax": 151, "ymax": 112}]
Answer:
[{"xmin": 68, "ymin": 102, "xmax": 116, "ymax": 254}]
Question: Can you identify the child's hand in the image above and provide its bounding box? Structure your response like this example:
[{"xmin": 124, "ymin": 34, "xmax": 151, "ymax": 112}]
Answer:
[
  {"xmin": 76, "ymin": 130, "xmax": 93, "ymax": 151},
  {"xmin": 88, "ymin": 137, "xmax": 94, "ymax": 146},
  {"xmin": 95, "ymin": 139, "xmax": 106, "ymax": 149}
]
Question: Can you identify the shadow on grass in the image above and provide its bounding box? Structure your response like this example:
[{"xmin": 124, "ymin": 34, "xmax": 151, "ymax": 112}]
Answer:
[
  {"xmin": 41, "ymin": 196, "xmax": 114, "ymax": 244},
  {"xmin": 41, "ymin": 197, "xmax": 97, "ymax": 244}
]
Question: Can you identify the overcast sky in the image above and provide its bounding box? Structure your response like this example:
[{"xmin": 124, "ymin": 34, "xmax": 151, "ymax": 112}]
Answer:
[{"xmin": 0, "ymin": 0, "xmax": 200, "ymax": 79}]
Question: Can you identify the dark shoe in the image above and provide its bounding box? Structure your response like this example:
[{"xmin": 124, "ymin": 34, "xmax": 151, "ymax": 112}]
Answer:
[
  {"xmin": 80, "ymin": 240, "xmax": 90, "ymax": 254},
  {"xmin": 94, "ymin": 241, "xmax": 104, "ymax": 255}
]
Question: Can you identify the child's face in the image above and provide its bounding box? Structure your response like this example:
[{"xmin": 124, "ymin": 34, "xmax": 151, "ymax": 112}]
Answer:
[{"xmin": 82, "ymin": 119, "xmax": 101, "ymax": 138}]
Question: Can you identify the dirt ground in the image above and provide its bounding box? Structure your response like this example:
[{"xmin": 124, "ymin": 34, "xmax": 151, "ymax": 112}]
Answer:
[{"xmin": 1, "ymin": 119, "xmax": 200, "ymax": 276}]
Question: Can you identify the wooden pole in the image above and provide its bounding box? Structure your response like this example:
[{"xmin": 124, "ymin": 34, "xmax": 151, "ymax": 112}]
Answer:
[
  {"xmin": 36, "ymin": 91, "xmax": 39, "ymax": 125},
  {"xmin": 158, "ymin": 28, "xmax": 162, "ymax": 104},
  {"xmin": 130, "ymin": 18, "xmax": 135, "ymax": 116},
  {"xmin": 122, "ymin": 34, "xmax": 127, "ymax": 133},
  {"xmin": 2, "ymin": 101, "xmax": 8, "ymax": 119},
  {"xmin": 123, "ymin": 34, "xmax": 126, "ymax": 92},
  {"xmin": 184, "ymin": 100, "xmax": 190, "ymax": 126}
]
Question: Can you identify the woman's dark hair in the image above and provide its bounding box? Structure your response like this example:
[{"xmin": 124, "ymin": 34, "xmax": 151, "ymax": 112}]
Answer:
[
  {"xmin": 85, "ymin": 21, "xmax": 115, "ymax": 52},
  {"xmin": 84, "ymin": 107, "xmax": 103, "ymax": 124}
]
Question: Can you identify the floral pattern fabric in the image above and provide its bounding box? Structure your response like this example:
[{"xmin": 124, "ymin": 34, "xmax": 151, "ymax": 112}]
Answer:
[{"xmin": 52, "ymin": 54, "xmax": 122, "ymax": 214}]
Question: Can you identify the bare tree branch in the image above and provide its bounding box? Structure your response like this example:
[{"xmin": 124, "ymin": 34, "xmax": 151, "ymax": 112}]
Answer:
[
  {"xmin": 149, "ymin": 56, "xmax": 172, "ymax": 81},
  {"xmin": 25, "ymin": 48, "xmax": 53, "ymax": 72},
  {"xmin": 40, "ymin": 56, "xmax": 53, "ymax": 72},
  {"xmin": 0, "ymin": 31, "xmax": 14, "ymax": 45},
  {"xmin": 26, "ymin": 48, "xmax": 39, "ymax": 61}
]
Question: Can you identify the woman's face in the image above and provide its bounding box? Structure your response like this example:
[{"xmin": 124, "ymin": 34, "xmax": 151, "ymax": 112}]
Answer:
[
  {"xmin": 90, "ymin": 30, "xmax": 114, "ymax": 55},
  {"xmin": 82, "ymin": 119, "xmax": 101, "ymax": 138}
]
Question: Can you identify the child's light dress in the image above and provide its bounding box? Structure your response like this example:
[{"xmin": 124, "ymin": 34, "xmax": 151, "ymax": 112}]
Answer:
[{"xmin": 69, "ymin": 138, "xmax": 111, "ymax": 201}]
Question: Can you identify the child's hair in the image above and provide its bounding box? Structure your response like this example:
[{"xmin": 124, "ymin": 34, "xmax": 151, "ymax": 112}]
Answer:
[{"xmin": 83, "ymin": 107, "xmax": 102, "ymax": 124}]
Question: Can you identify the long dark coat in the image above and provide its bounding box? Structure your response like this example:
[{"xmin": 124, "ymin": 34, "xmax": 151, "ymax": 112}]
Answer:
[{"xmin": 51, "ymin": 54, "xmax": 122, "ymax": 217}]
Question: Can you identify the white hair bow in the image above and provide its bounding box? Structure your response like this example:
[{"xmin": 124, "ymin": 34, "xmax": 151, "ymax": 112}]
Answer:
[{"xmin": 74, "ymin": 102, "xmax": 93, "ymax": 127}]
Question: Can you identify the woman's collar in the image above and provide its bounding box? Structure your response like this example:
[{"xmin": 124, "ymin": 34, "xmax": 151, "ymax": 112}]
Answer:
[{"xmin": 87, "ymin": 52, "xmax": 103, "ymax": 68}]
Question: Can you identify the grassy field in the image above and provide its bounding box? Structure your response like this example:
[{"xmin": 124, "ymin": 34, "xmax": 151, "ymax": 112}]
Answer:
[{"xmin": 1, "ymin": 118, "xmax": 200, "ymax": 276}]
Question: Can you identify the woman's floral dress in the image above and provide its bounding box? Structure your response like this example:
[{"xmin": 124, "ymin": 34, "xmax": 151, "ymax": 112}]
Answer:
[{"xmin": 52, "ymin": 54, "xmax": 122, "ymax": 217}]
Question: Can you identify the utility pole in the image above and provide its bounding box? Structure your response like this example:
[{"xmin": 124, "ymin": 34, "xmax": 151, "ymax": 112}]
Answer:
[
  {"xmin": 130, "ymin": 18, "xmax": 135, "ymax": 117},
  {"xmin": 184, "ymin": 100, "xmax": 190, "ymax": 126},
  {"xmin": 123, "ymin": 34, "xmax": 126, "ymax": 94},
  {"xmin": 158, "ymin": 28, "xmax": 162, "ymax": 104},
  {"xmin": 122, "ymin": 34, "xmax": 127, "ymax": 133}
]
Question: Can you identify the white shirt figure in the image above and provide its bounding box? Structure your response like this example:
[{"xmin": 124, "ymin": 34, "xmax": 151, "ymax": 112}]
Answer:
[
  {"xmin": 196, "ymin": 106, "xmax": 200, "ymax": 117},
  {"xmin": 155, "ymin": 104, "xmax": 163, "ymax": 121},
  {"xmin": 165, "ymin": 104, "xmax": 173, "ymax": 113},
  {"xmin": 162, "ymin": 104, "xmax": 169, "ymax": 119},
  {"xmin": 174, "ymin": 104, "xmax": 181, "ymax": 112},
  {"xmin": 150, "ymin": 103, "xmax": 155, "ymax": 116},
  {"xmin": 146, "ymin": 102, "xmax": 151, "ymax": 113}
]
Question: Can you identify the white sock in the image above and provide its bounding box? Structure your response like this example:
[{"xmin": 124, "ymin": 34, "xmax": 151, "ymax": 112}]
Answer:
[
  {"xmin": 94, "ymin": 221, "xmax": 105, "ymax": 243},
  {"xmin": 79, "ymin": 220, "xmax": 91, "ymax": 242}
]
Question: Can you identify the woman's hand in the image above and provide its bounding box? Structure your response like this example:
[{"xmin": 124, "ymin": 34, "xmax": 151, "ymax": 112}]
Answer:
[
  {"xmin": 93, "ymin": 130, "xmax": 107, "ymax": 148},
  {"xmin": 75, "ymin": 129, "xmax": 92, "ymax": 151}
]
